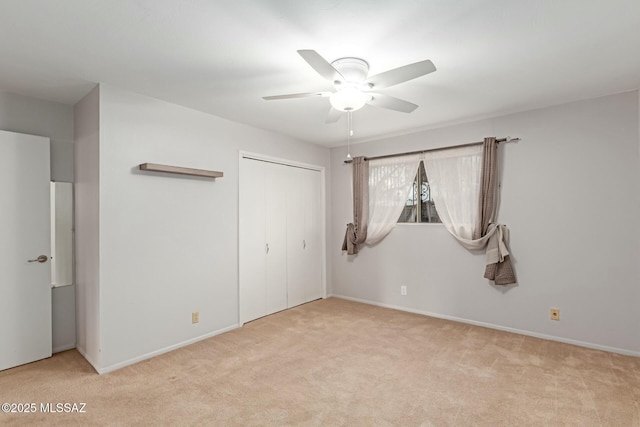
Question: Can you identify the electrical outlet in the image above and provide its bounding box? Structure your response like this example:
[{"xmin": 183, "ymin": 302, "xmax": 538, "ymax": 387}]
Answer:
[
  {"xmin": 192, "ymin": 311, "xmax": 200, "ymax": 324},
  {"xmin": 550, "ymin": 308, "xmax": 560, "ymax": 321},
  {"xmin": 400, "ymin": 286, "xmax": 407, "ymax": 296}
]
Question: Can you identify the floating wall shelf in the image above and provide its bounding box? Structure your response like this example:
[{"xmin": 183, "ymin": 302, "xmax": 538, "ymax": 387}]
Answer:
[{"xmin": 139, "ymin": 163, "xmax": 223, "ymax": 178}]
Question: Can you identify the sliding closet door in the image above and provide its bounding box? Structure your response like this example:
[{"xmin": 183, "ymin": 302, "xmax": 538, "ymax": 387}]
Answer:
[
  {"xmin": 286, "ymin": 167, "xmax": 306, "ymax": 308},
  {"xmin": 303, "ymin": 167, "xmax": 322, "ymax": 302},
  {"xmin": 240, "ymin": 155, "xmax": 323, "ymax": 324},
  {"xmin": 239, "ymin": 158, "xmax": 288, "ymax": 323},
  {"xmin": 263, "ymin": 162, "xmax": 288, "ymax": 316},
  {"xmin": 239, "ymin": 158, "xmax": 267, "ymax": 323},
  {"xmin": 287, "ymin": 166, "xmax": 322, "ymax": 308}
]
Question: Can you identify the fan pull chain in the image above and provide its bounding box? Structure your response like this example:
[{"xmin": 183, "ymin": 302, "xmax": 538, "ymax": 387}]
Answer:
[{"xmin": 346, "ymin": 111, "xmax": 353, "ymax": 160}]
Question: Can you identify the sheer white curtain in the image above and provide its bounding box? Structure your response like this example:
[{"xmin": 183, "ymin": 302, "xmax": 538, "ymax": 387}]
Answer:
[
  {"xmin": 365, "ymin": 154, "xmax": 421, "ymax": 245},
  {"xmin": 424, "ymin": 140, "xmax": 515, "ymax": 285},
  {"xmin": 423, "ymin": 144, "xmax": 485, "ymax": 249}
]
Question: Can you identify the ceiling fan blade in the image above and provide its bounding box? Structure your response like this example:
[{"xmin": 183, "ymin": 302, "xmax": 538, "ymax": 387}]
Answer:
[
  {"xmin": 297, "ymin": 50, "xmax": 344, "ymax": 83},
  {"xmin": 263, "ymin": 92, "xmax": 331, "ymax": 100},
  {"xmin": 367, "ymin": 93, "xmax": 418, "ymax": 113},
  {"xmin": 326, "ymin": 108, "xmax": 342, "ymax": 124},
  {"xmin": 366, "ymin": 60, "xmax": 436, "ymax": 89}
]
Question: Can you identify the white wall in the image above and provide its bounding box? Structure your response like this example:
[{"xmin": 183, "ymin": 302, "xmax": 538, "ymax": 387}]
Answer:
[
  {"xmin": 0, "ymin": 92, "xmax": 74, "ymax": 183},
  {"xmin": 76, "ymin": 84, "xmax": 331, "ymax": 372},
  {"xmin": 0, "ymin": 91, "xmax": 76, "ymax": 353},
  {"xmin": 331, "ymin": 91, "xmax": 640, "ymax": 355},
  {"xmin": 73, "ymin": 86, "xmax": 101, "ymax": 367}
]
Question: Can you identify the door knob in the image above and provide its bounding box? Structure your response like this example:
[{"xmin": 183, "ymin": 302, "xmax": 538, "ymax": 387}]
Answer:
[{"xmin": 28, "ymin": 255, "xmax": 49, "ymax": 263}]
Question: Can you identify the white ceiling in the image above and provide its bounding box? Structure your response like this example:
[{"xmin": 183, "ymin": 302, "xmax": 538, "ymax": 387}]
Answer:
[{"xmin": 1, "ymin": 0, "xmax": 639, "ymax": 147}]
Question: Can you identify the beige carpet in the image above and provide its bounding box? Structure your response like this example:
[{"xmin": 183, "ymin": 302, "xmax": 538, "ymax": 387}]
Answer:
[{"xmin": 1, "ymin": 298, "xmax": 638, "ymax": 426}]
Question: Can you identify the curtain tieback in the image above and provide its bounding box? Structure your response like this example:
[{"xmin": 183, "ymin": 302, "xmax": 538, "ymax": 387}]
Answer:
[
  {"xmin": 341, "ymin": 223, "xmax": 357, "ymax": 255},
  {"xmin": 485, "ymin": 223, "xmax": 510, "ymax": 265}
]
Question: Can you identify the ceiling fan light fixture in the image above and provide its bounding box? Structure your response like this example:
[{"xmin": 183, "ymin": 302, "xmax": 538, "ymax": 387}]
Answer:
[
  {"xmin": 330, "ymin": 57, "xmax": 369, "ymax": 83},
  {"xmin": 265, "ymin": 50, "xmax": 436, "ymax": 117},
  {"xmin": 329, "ymin": 86, "xmax": 370, "ymax": 112}
]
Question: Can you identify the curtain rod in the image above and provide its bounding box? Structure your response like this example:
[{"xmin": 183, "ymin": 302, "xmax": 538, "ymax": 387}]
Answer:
[{"xmin": 344, "ymin": 136, "xmax": 520, "ymax": 163}]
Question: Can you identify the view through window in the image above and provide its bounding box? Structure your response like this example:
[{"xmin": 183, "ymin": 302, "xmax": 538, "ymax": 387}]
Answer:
[{"xmin": 398, "ymin": 161, "xmax": 441, "ymax": 223}]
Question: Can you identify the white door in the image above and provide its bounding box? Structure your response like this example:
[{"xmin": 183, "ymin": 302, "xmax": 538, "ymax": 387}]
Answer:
[
  {"xmin": 239, "ymin": 158, "xmax": 288, "ymax": 323},
  {"xmin": 0, "ymin": 130, "xmax": 52, "ymax": 371},
  {"xmin": 263, "ymin": 161, "xmax": 288, "ymax": 316},
  {"xmin": 239, "ymin": 157, "xmax": 267, "ymax": 323},
  {"xmin": 287, "ymin": 167, "xmax": 322, "ymax": 307},
  {"xmin": 240, "ymin": 156, "xmax": 323, "ymax": 323},
  {"xmin": 286, "ymin": 166, "xmax": 307, "ymax": 308},
  {"xmin": 301, "ymin": 167, "xmax": 322, "ymax": 303}
]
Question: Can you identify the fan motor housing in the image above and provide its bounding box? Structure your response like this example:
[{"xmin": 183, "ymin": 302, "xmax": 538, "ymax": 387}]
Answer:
[{"xmin": 331, "ymin": 57, "xmax": 369, "ymax": 84}]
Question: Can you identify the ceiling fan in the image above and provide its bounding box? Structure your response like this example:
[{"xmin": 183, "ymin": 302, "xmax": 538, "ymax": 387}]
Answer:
[{"xmin": 263, "ymin": 50, "xmax": 436, "ymax": 123}]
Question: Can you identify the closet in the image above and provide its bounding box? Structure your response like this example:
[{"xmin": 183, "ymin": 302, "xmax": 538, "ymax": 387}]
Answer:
[{"xmin": 239, "ymin": 155, "xmax": 323, "ymax": 324}]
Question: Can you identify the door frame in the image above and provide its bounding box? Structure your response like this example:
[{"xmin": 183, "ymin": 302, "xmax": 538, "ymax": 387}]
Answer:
[{"xmin": 238, "ymin": 151, "xmax": 327, "ymax": 325}]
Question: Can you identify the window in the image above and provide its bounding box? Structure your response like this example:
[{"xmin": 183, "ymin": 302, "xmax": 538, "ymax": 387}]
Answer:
[{"xmin": 398, "ymin": 161, "xmax": 441, "ymax": 223}]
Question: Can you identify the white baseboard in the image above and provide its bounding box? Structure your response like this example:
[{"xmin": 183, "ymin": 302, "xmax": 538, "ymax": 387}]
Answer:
[
  {"xmin": 330, "ymin": 294, "xmax": 640, "ymax": 358},
  {"xmin": 96, "ymin": 324, "xmax": 240, "ymax": 374}
]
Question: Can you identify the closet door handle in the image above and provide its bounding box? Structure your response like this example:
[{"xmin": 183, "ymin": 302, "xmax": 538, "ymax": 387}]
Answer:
[
  {"xmin": 265, "ymin": 243, "xmax": 270, "ymax": 254},
  {"xmin": 303, "ymin": 240, "xmax": 306, "ymax": 249}
]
